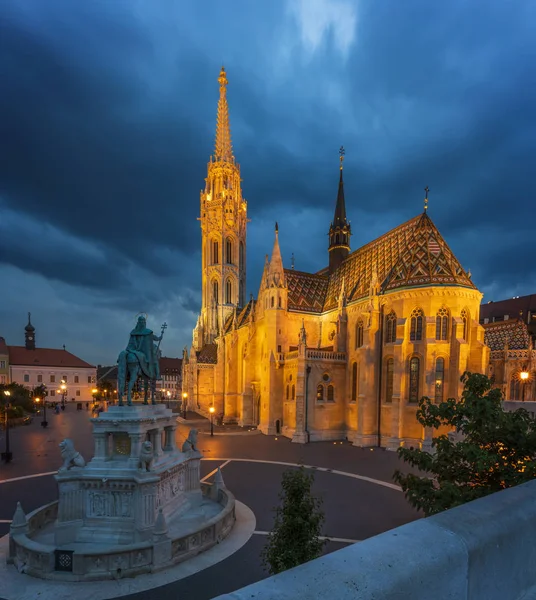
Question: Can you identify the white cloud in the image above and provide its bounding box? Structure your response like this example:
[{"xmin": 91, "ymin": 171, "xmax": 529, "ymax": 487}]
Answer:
[{"xmin": 287, "ymin": 0, "xmax": 358, "ymax": 60}]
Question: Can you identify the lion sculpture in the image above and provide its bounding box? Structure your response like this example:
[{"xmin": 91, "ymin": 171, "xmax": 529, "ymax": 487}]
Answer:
[
  {"xmin": 58, "ymin": 439, "xmax": 86, "ymax": 471},
  {"xmin": 139, "ymin": 441, "xmax": 153, "ymax": 471},
  {"xmin": 181, "ymin": 428, "xmax": 198, "ymax": 453}
]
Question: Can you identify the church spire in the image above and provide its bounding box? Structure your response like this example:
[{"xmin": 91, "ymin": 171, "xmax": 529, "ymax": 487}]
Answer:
[
  {"xmin": 268, "ymin": 222, "xmax": 285, "ymax": 287},
  {"xmin": 25, "ymin": 312, "xmax": 35, "ymax": 350},
  {"xmin": 214, "ymin": 66, "xmax": 233, "ymax": 162},
  {"xmin": 328, "ymin": 147, "xmax": 351, "ymax": 273}
]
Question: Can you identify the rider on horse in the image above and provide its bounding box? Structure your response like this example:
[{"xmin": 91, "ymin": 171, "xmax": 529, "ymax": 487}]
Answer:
[{"xmin": 127, "ymin": 316, "xmax": 162, "ymax": 381}]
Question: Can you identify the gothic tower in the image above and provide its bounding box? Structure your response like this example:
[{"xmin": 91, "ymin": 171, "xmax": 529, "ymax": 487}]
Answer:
[
  {"xmin": 25, "ymin": 312, "xmax": 35, "ymax": 350},
  {"xmin": 195, "ymin": 67, "xmax": 248, "ymax": 348},
  {"xmin": 328, "ymin": 147, "xmax": 351, "ymax": 273}
]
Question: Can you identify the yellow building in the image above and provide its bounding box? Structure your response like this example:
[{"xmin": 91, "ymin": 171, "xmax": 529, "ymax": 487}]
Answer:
[{"xmin": 182, "ymin": 68, "xmax": 489, "ymax": 448}]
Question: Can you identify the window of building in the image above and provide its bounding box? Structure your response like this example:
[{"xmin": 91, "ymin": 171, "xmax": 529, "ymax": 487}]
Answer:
[
  {"xmin": 385, "ymin": 311, "xmax": 397, "ymax": 344},
  {"xmin": 409, "ymin": 357, "xmax": 420, "ymax": 402},
  {"xmin": 355, "ymin": 320, "xmax": 364, "ymax": 349},
  {"xmin": 37, "ymin": 374, "xmax": 42, "ymax": 382},
  {"xmin": 226, "ymin": 238, "xmax": 233, "ymax": 264},
  {"xmin": 213, "ymin": 240, "xmax": 219, "ymax": 264},
  {"xmin": 24, "ymin": 374, "xmax": 30, "ymax": 382},
  {"xmin": 327, "ymin": 384, "xmax": 335, "ymax": 402},
  {"xmin": 50, "ymin": 390, "xmax": 56, "ymax": 397},
  {"xmin": 322, "ymin": 373, "xmax": 330, "ymax": 382},
  {"xmin": 278, "ymin": 297, "xmax": 282, "ymax": 308},
  {"xmin": 226, "ymin": 279, "xmax": 232, "ymax": 304},
  {"xmin": 213, "ymin": 280, "xmax": 219, "ymax": 304},
  {"xmin": 0, "ymin": 375, "xmax": 6, "ymax": 384},
  {"xmin": 510, "ymin": 376, "xmax": 521, "ymax": 401},
  {"xmin": 87, "ymin": 376, "xmax": 92, "ymax": 384},
  {"xmin": 0, "ymin": 360, "xmax": 5, "ymax": 369},
  {"xmin": 50, "ymin": 375, "xmax": 56, "ymax": 383},
  {"xmin": 386, "ymin": 358, "xmax": 394, "ymax": 403},
  {"xmin": 436, "ymin": 308, "xmax": 449, "ymax": 341},
  {"xmin": 286, "ymin": 385, "xmax": 289, "ymax": 400},
  {"xmin": 291, "ymin": 384, "xmax": 295, "ymax": 400},
  {"xmin": 316, "ymin": 384, "xmax": 324, "ymax": 402},
  {"xmin": 76, "ymin": 390, "xmax": 81, "ymax": 396},
  {"xmin": 351, "ymin": 362, "xmax": 358, "ymax": 401},
  {"xmin": 461, "ymin": 309, "xmax": 469, "ymax": 341},
  {"xmin": 271, "ymin": 296, "xmax": 274, "ymax": 308},
  {"xmin": 74, "ymin": 375, "xmax": 79, "ymax": 383},
  {"xmin": 435, "ymin": 357, "xmax": 445, "ymax": 403},
  {"xmin": 410, "ymin": 308, "xmax": 424, "ymax": 342}
]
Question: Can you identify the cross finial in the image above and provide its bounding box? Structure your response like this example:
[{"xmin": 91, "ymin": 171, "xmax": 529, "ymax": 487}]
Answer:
[
  {"xmin": 424, "ymin": 186, "xmax": 430, "ymax": 212},
  {"xmin": 339, "ymin": 146, "xmax": 345, "ymax": 170}
]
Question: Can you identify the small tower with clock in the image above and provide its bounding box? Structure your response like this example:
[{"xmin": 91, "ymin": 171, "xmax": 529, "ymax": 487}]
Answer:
[{"xmin": 25, "ymin": 312, "xmax": 36, "ymax": 350}]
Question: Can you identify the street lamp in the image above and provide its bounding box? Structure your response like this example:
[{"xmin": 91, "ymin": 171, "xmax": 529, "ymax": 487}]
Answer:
[
  {"xmin": 60, "ymin": 380, "xmax": 67, "ymax": 408},
  {"xmin": 1, "ymin": 390, "xmax": 12, "ymax": 463},
  {"xmin": 166, "ymin": 390, "xmax": 171, "ymax": 408},
  {"xmin": 520, "ymin": 370, "xmax": 530, "ymax": 402},
  {"xmin": 209, "ymin": 405, "xmax": 215, "ymax": 437},
  {"xmin": 182, "ymin": 392, "xmax": 188, "ymax": 419}
]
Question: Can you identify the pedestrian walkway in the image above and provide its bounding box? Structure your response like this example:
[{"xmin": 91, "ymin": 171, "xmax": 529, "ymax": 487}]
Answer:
[{"xmin": 176, "ymin": 411, "xmax": 260, "ymax": 436}]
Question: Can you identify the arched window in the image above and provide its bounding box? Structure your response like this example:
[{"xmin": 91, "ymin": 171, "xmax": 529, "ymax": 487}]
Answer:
[
  {"xmin": 385, "ymin": 311, "xmax": 397, "ymax": 344},
  {"xmin": 351, "ymin": 362, "xmax": 358, "ymax": 401},
  {"xmin": 510, "ymin": 376, "xmax": 521, "ymax": 401},
  {"xmin": 226, "ymin": 238, "xmax": 233, "ymax": 264},
  {"xmin": 239, "ymin": 241, "xmax": 244, "ymax": 270},
  {"xmin": 461, "ymin": 309, "xmax": 469, "ymax": 341},
  {"xmin": 409, "ymin": 357, "xmax": 420, "ymax": 402},
  {"xmin": 271, "ymin": 296, "xmax": 275, "ymax": 308},
  {"xmin": 212, "ymin": 240, "xmax": 219, "ymax": 264},
  {"xmin": 291, "ymin": 384, "xmax": 295, "ymax": 400},
  {"xmin": 327, "ymin": 385, "xmax": 335, "ymax": 402},
  {"xmin": 212, "ymin": 280, "xmax": 219, "ymax": 304},
  {"xmin": 286, "ymin": 385, "xmax": 289, "ymax": 400},
  {"xmin": 355, "ymin": 320, "xmax": 364, "ymax": 349},
  {"xmin": 225, "ymin": 279, "xmax": 232, "ymax": 304},
  {"xmin": 386, "ymin": 358, "xmax": 394, "ymax": 403},
  {"xmin": 436, "ymin": 308, "xmax": 449, "ymax": 341},
  {"xmin": 335, "ymin": 234, "xmax": 340, "ymax": 244},
  {"xmin": 410, "ymin": 308, "xmax": 424, "ymax": 342},
  {"xmin": 316, "ymin": 384, "xmax": 324, "ymax": 402},
  {"xmin": 435, "ymin": 357, "xmax": 445, "ymax": 403}
]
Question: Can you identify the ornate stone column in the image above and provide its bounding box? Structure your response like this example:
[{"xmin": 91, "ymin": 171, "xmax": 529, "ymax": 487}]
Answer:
[
  {"xmin": 163, "ymin": 426, "xmax": 176, "ymax": 451},
  {"xmin": 129, "ymin": 432, "xmax": 144, "ymax": 468},
  {"xmin": 93, "ymin": 432, "xmax": 109, "ymax": 461}
]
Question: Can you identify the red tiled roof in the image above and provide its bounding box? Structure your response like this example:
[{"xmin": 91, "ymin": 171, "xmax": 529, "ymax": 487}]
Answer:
[
  {"xmin": 7, "ymin": 346, "xmax": 95, "ymax": 369},
  {"xmin": 285, "ymin": 270, "xmax": 329, "ymax": 313},
  {"xmin": 197, "ymin": 344, "xmax": 218, "ymax": 364},
  {"xmin": 160, "ymin": 357, "xmax": 182, "ymax": 373}
]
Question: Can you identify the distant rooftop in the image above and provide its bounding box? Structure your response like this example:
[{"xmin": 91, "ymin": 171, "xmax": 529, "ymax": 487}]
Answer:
[{"xmin": 8, "ymin": 346, "xmax": 95, "ymax": 369}]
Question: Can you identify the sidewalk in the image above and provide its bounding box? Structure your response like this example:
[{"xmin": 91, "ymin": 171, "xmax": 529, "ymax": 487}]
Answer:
[{"xmin": 176, "ymin": 411, "xmax": 261, "ymax": 436}]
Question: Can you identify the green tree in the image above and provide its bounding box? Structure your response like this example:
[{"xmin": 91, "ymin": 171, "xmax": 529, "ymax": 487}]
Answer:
[
  {"xmin": 261, "ymin": 466, "xmax": 326, "ymax": 575},
  {"xmin": 394, "ymin": 372, "xmax": 536, "ymax": 517},
  {"xmin": 0, "ymin": 382, "xmax": 33, "ymax": 413}
]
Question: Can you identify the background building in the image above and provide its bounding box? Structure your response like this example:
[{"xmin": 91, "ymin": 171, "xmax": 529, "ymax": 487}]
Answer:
[
  {"xmin": 6, "ymin": 314, "xmax": 96, "ymax": 402},
  {"xmin": 0, "ymin": 337, "xmax": 9, "ymax": 384}
]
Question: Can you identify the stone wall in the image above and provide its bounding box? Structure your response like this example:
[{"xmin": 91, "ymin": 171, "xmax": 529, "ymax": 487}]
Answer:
[{"xmin": 214, "ymin": 480, "xmax": 536, "ymax": 600}]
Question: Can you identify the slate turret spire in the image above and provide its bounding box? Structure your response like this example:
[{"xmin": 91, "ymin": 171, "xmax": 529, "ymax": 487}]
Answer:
[
  {"xmin": 328, "ymin": 146, "xmax": 351, "ymax": 273},
  {"xmin": 214, "ymin": 66, "xmax": 233, "ymax": 162}
]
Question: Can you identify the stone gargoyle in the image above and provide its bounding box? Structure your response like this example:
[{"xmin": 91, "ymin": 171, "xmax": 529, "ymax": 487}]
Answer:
[{"xmin": 58, "ymin": 438, "xmax": 86, "ymax": 471}]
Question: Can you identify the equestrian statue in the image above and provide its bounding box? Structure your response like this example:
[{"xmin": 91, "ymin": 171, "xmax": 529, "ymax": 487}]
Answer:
[{"xmin": 117, "ymin": 314, "xmax": 167, "ymax": 406}]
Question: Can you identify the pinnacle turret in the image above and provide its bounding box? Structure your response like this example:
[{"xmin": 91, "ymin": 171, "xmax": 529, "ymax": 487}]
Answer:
[
  {"xmin": 328, "ymin": 147, "xmax": 351, "ymax": 273},
  {"xmin": 214, "ymin": 66, "xmax": 233, "ymax": 162}
]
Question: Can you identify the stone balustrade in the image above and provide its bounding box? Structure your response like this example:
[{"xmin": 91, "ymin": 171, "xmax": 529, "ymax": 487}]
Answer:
[
  {"xmin": 490, "ymin": 349, "xmax": 536, "ymax": 360},
  {"xmin": 213, "ymin": 480, "xmax": 536, "ymax": 600},
  {"xmin": 306, "ymin": 349, "xmax": 346, "ymax": 361}
]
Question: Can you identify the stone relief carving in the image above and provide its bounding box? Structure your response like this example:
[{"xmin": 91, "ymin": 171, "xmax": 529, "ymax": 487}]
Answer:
[
  {"xmin": 139, "ymin": 441, "xmax": 153, "ymax": 471},
  {"xmin": 58, "ymin": 439, "xmax": 86, "ymax": 471},
  {"xmin": 88, "ymin": 491, "xmax": 133, "ymax": 518}
]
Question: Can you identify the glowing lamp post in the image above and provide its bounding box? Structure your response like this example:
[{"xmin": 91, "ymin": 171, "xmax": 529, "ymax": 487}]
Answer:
[
  {"xmin": 60, "ymin": 380, "xmax": 67, "ymax": 408},
  {"xmin": 166, "ymin": 390, "xmax": 171, "ymax": 408},
  {"xmin": 520, "ymin": 370, "xmax": 530, "ymax": 402},
  {"xmin": 209, "ymin": 406, "xmax": 215, "ymax": 437},
  {"xmin": 182, "ymin": 392, "xmax": 188, "ymax": 419},
  {"xmin": 1, "ymin": 390, "xmax": 12, "ymax": 463}
]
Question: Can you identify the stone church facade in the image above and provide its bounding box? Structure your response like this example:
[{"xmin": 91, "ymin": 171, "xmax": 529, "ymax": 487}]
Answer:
[{"xmin": 182, "ymin": 68, "xmax": 489, "ymax": 448}]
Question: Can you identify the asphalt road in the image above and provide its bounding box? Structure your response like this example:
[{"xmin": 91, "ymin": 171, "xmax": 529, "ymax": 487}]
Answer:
[{"xmin": 0, "ymin": 408, "xmax": 420, "ymax": 599}]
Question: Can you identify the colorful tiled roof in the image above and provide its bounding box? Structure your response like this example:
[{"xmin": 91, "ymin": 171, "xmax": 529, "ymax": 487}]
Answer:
[
  {"xmin": 8, "ymin": 346, "xmax": 95, "ymax": 368},
  {"xmin": 285, "ymin": 270, "xmax": 329, "ymax": 313},
  {"xmin": 197, "ymin": 343, "xmax": 218, "ymax": 364},
  {"xmin": 323, "ymin": 213, "xmax": 475, "ymax": 311},
  {"xmin": 483, "ymin": 319, "xmax": 531, "ymax": 351},
  {"xmin": 222, "ymin": 300, "xmax": 256, "ymax": 334}
]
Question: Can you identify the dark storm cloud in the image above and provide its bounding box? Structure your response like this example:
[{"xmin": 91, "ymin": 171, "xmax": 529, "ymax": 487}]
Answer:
[{"xmin": 0, "ymin": 0, "xmax": 535, "ymax": 363}]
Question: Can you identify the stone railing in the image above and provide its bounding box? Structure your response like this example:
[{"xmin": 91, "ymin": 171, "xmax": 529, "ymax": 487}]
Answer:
[
  {"xmin": 490, "ymin": 349, "xmax": 536, "ymax": 360},
  {"xmin": 306, "ymin": 349, "xmax": 346, "ymax": 362},
  {"xmin": 284, "ymin": 351, "xmax": 299, "ymax": 361},
  {"xmin": 214, "ymin": 480, "xmax": 536, "ymax": 600}
]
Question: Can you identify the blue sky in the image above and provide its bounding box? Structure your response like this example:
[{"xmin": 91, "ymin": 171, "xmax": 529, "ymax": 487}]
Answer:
[{"xmin": 1, "ymin": 0, "xmax": 535, "ymax": 365}]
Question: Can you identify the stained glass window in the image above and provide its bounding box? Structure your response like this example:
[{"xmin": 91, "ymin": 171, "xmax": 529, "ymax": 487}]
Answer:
[
  {"xmin": 291, "ymin": 384, "xmax": 295, "ymax": 400},
  {"xmin": 409, "ymin": 357, "xmax": 420, "ymax": 402},
  {"xmin": 435, "ymin": 357, "xmax": 445, "ymax": 403},
  {"xmin": 436, "ymin": 308, "xmax": 449, "ymax": 341},
  {"xmin": 386, "ymin": 358, "xmax": 394, "ymax": 403},
  {"xmin": 226, "ymin": 279, "xmax": 232, "ymax": 304},
  {"xmin": 385, "ymin": 311, "xmax": 397, "ymax": 344},
  {"xmin": 226, "ymin": 238, "xmax": 233, "ymax": 264},
  {"xmin": 355, "ymin": 320, "xmax": 364, "ymax": 349},
  {"xmin": 317, "ymin": 384, "xmax": 324, "ymax": 402},
  {"xmin": 410, "ymin": 308, "xmax": 424, "ymax": 341},
  {"xmin": 461, "ymin": 309, "xmax": 469, "ymax": 341},
  {"xmin": 327, "ymin": 385, "xmax": 335, "ymax": 402}
]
